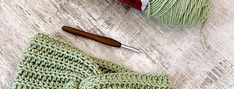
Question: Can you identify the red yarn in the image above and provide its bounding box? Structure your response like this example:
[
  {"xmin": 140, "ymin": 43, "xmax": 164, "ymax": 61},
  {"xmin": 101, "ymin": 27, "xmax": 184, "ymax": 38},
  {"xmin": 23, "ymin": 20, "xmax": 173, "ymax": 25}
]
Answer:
[{"xmin": 117, "ymin": 0, "xmax": 142, "ymax": 11}]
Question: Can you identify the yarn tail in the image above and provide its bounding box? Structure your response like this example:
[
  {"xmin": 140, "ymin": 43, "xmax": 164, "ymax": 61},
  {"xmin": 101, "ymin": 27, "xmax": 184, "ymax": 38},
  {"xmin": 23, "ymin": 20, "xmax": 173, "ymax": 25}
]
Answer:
[{"xmin": 200, "ymin": 19, "xmax": 210, "ymax": 51}]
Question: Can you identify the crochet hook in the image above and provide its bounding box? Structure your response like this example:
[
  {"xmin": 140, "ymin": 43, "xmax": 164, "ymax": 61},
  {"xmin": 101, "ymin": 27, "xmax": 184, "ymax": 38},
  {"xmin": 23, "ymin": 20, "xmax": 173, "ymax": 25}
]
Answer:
[{"xmin": 62, "ymin": 26, "xmax": 142, "ymax": 53}]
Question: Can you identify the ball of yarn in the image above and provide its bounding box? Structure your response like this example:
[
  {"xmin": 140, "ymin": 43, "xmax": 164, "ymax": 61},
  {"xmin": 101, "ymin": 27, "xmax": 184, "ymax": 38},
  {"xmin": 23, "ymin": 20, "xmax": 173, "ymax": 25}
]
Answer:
[{"xmin": 145, "ymin": 0, "xmax": 212, "ymax": 26}]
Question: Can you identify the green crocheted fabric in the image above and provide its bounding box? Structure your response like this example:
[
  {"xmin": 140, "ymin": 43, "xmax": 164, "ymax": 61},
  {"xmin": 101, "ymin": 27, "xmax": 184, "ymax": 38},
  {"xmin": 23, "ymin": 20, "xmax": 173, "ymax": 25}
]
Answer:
[{"xmin": 12, "ymin": 33, "xmax": 172, "ymax": 89}]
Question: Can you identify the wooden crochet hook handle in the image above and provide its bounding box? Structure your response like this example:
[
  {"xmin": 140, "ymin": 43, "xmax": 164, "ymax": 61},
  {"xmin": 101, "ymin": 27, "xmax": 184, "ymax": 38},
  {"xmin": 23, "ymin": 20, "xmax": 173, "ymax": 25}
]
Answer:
[{"xmin": 62, "ymin": 26, "xmax": 121, "ymax": 47}]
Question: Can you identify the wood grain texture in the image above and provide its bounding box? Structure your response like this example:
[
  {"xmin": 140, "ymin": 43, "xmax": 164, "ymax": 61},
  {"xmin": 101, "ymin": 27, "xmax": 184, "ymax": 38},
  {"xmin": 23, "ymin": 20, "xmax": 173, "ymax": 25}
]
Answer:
[{"xmin": 0, "ymin": 0, "xmax": 234, "ymax": 88}]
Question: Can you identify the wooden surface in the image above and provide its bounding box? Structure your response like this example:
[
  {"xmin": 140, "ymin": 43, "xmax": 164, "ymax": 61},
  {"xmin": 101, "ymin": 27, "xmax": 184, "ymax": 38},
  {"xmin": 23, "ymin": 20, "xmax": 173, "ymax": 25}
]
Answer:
[{"xmin": 0, "ymin": 0, "xmax": 234, "ymax": 88}]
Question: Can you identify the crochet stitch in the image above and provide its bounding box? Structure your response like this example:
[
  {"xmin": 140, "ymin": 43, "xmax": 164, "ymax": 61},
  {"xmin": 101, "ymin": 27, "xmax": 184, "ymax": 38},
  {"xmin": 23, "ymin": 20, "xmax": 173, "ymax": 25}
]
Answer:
[{"xmin": 12, "ymin": 33, "xmax": 172, "ymax": 89}]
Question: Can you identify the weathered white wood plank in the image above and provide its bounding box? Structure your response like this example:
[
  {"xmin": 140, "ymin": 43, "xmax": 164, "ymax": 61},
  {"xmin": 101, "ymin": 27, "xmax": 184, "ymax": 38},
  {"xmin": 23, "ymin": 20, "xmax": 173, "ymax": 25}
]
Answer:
[{"xmin": 0, "ymin": 0, "xmax": 234, "ymax": 88}]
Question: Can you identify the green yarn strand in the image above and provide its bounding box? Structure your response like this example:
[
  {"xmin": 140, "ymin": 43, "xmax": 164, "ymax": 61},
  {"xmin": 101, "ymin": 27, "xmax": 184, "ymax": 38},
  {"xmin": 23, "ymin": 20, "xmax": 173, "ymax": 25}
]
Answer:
[{"xmin": 145, "ymin": 0, "xmax": 212, "ymax": 26}]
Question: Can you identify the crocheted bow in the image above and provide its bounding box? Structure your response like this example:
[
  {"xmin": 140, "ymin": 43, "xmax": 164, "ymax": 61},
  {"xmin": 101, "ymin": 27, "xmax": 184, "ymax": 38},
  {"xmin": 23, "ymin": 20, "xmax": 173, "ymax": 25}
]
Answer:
[{"xmin": 12, "ymin": 33, "xmax": 171, "ymax": 89}]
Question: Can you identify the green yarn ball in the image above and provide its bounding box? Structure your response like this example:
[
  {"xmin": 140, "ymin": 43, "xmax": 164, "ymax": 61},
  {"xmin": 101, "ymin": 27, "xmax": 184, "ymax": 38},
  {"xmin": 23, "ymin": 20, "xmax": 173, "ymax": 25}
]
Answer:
[{"xmin": 145, "ymin": 0, "xmax": 212, "ymax": 26}]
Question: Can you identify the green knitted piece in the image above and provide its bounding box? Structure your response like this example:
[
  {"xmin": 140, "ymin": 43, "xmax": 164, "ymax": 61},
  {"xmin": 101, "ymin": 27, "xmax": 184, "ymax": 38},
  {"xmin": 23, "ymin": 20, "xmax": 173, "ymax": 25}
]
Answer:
[{"xmin": 12, "ymin": 33, "xmax": 172, "ymax": 89}]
